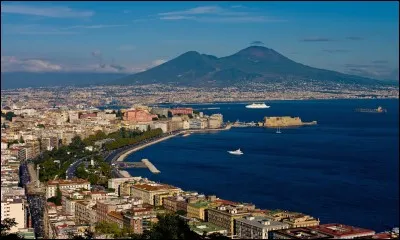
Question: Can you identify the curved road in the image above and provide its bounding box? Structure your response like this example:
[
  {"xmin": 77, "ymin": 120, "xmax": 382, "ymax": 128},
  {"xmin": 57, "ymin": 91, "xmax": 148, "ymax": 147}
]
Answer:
[{"xmin": 66, "ymin": 157, "xmax": 87, "ymax": 179}]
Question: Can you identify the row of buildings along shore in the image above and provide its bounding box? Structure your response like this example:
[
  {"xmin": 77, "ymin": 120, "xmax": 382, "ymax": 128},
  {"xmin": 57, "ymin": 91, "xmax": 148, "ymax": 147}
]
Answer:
[
  {"xmin": 1, "ymin": 104, "xmax": 398, "ymax": 239},
  {"xmin": 6, "ymin": 174, "xmax": 398, "ymax": 239},
  {"xmin": 1, "ymin": 104, "xmax": 223, "ymax": 163}
]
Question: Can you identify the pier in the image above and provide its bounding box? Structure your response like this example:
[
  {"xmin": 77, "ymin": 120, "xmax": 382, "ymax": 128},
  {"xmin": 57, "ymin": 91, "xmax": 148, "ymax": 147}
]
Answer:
[
  {"xmin": 141, "ymin": 159, "xmax": 160, "ymax": 174},
  {"xmin": 114, "ymin": 162, "xmax": 147, "ymax": 169}
]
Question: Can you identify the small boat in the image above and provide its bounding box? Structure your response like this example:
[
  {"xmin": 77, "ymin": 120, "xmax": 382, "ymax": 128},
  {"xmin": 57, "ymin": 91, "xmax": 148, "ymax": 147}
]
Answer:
[
  {"xmin": 276, "ymin": 127, "xmax": 281, "ymax": 134},
  {"xmin": 182, "ymin": 133, "xmax": 191, "ymax": 137},
  {"xmin": 228, "ymin": 149, "xmax": 244, "ymax": 155}
]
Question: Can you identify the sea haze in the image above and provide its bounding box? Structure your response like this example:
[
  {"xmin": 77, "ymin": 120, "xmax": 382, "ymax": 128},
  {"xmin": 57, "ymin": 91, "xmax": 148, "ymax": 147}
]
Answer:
[{"xmin": 126, "ymin": 99, "xmax": 399, "ymax": 232}]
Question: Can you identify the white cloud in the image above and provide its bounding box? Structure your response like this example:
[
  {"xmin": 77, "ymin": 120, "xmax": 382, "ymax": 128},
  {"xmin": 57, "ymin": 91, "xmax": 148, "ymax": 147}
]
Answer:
[
  {"xmin": 62, "ymin": 24, "xmax": 128, "ymax": 30},
  {"xmin": 3, "ymin": 24, "xmax": 78, "ymax": 35},
  {"xmin": 1, "ymin": 56, "xmax": 62, "ymax": 72},
  {"xmin": 157, "ymin": 5, "xmax": 285, "ymax": 23},
  {"xmin": 151, "ymin": 59, "xmax": 167, "ymax": 67},
  {"xmin": 160, "ymin": 16, "xmax": 195, "ymax": 20},
  {"xmin": 1, "ymin": 3, "xmax": 94, "ymax": 18},
  {"xmin": 0, "ymin": 55, "xmax": 164, "ymax": 74},
  {"xmin": 159, "ymin": 6, "xmax": 222, "ymax": 16}
]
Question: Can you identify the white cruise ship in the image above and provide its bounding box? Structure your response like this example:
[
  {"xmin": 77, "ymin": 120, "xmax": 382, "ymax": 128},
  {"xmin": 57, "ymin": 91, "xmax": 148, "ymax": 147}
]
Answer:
[{"xmin": 245, "ymin": 103, "xmax": 270, "ymax": 109}]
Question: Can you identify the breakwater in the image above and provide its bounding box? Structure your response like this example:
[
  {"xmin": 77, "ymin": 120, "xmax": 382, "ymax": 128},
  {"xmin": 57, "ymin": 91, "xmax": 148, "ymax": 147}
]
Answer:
[{"xmin": 142, "ymin": 159, "xmax": 160, "ymax": 174}]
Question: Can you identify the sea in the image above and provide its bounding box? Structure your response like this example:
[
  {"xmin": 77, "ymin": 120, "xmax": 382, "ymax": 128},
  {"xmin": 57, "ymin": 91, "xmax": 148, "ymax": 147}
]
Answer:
[{"xmin": 125, "ymin": 99, "xmax": 399, "ymax": 232}]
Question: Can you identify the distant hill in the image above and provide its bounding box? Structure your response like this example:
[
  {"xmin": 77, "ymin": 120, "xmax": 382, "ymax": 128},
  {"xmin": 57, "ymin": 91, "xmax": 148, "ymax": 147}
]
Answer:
[
  {"xmin": 1, "ymin": 72, "xmax": 128, "ymax": 89},
  {"xmin": 114, "ymin": 46, "xmax": 394, "ymax": 87}
]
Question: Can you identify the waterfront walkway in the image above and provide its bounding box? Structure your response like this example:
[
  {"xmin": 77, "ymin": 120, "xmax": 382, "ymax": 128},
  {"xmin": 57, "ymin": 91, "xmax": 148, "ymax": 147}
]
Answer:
[{"xmin": 116, "ymin": 132, "xmax": 181, "ymax": 162}]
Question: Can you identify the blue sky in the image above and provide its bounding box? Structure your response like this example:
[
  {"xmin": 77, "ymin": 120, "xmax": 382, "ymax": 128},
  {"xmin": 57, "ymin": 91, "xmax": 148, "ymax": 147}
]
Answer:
[{"xmin": 1, "ymin": 1, "xmax": 399, "ymax": 80}]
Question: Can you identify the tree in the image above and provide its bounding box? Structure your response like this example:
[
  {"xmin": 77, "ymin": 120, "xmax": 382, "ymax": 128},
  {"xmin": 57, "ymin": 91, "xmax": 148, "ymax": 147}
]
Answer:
[
  {"xmin": 19, "ymin": 136, "xmax": 25, "ymax": 143},
  {"xmin": 116, "ymin": 110, "xmax": 123, "ymax": 119},
  {"xmin": 0, "ymin": 218, "xmax": 24, "ymax": 239},
  {"xmin": 5, "ymin": 112, "xmax": 16, "ymax": 121},
  {"xmin": 141, "ymin": 213, "xmax": 199, "ymax": 240},
  {"xmin": 176, "ymin": 210, "xmax": 187, "ymax": 216},
  {"xmin": 37, "ymin": 124, "xmax": 45, "ymax": 128},
  {"xmin": 208, "ymin": 233, "xmax": 230, "ymax": 240},
  {"xmin": 70, "ymin": 136, "xmax": 85, "ymax": 151},
  {"xmin": 55, "ymin": 184, "xmax": 62, "ymax": 205}
]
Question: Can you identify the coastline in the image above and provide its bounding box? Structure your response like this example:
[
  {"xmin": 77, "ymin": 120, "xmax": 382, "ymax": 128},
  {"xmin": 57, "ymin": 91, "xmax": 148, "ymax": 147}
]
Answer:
[
  {"xmin": 115, "ymin": 133, "xmax": 181, "ymax": 163},
  {"xmin": 112, "ymin": 126, "xmax": 232, "ymax": 177}
]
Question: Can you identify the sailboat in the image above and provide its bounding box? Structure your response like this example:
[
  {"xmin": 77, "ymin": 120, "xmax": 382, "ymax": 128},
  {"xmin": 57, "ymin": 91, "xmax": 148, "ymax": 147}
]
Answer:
[{"xmin": 276, "ymin": 127, "xmax": 281, "ymax": 134}]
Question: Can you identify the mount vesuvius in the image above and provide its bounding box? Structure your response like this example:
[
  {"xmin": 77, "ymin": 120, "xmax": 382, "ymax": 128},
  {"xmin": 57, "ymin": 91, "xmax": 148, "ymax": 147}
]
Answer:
[{"xmin": 114, "ymin": 46, "xmax": 392, "ymax": 87}]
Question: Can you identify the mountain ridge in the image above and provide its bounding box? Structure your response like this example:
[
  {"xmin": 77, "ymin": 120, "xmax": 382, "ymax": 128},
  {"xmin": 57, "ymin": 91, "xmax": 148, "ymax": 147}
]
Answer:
[{"xmin": 114, "ymin": 46, "xmax": 393, "ymax": 87}]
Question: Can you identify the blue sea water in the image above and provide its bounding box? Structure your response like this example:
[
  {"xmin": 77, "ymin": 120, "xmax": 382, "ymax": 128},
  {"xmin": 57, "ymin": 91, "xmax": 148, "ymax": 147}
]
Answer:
[{"xmin": 126, "ymin": 99, "xmax": 399, "ymax": 232}]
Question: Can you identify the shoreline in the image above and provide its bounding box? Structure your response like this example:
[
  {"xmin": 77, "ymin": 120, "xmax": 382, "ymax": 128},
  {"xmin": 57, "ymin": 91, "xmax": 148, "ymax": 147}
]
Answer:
[
  {"xmin": 116, "ymin": 133, "xmax": 181, "ymax": 163},
  {"xmin": 112, "ymin": 126, "xmax": 232, "ymax": 177}
]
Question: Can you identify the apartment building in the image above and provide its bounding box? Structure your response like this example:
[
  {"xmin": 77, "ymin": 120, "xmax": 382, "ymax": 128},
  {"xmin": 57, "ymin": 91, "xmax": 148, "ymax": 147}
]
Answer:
[
  {"xmin": 130, "ymin": 183, "xmax": 182, "ymax": 205},
  {"xmin": 235, "ymin": 216, "xmax": 290, "ymax": 239},
  {"xmin": 282, "ymin": 214, "xmax": 320, "ymax": 228},
  {"xmin": 46, "ymin": 179, "xmax": 90, "ymax": 199},
  {"xmin": 1, "ymin": 198, "xmax": 27, "ymax": 233},
  {"xmin": 207, "ymin": 204, "xmax": 254, "ymax": 237}
]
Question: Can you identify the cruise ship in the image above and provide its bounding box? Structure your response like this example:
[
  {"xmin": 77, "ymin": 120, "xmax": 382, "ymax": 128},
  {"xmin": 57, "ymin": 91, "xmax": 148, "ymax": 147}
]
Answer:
[{"xmin": 245, "ymin": 103, "xmax": 270, "ymax": 109}]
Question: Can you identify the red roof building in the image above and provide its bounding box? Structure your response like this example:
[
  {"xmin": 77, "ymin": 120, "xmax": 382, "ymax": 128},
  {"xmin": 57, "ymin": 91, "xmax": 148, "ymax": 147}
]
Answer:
[
  {"xmin": 309, "ymin": 223, "xmax": 375, "ymax": 239},
  {"xmin": 170, "ymin": 108, "xmax": 193, "ymax": 116},
  {"xmin": 123, "ymin": 110, "xmax": 156, "ymax": 122}
]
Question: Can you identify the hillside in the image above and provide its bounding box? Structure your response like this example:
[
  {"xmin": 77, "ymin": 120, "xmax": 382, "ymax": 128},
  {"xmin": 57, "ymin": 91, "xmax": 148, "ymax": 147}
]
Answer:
[{"xmin": 114, "ymin": 46, "xmax": 390, "ymax": 87}]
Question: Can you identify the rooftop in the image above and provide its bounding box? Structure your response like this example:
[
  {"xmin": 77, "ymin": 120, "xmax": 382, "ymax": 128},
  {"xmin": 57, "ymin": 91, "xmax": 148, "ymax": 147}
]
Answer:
[
  {"xmin": 189, "ymin": 222, "xmax": 227, "ymax": 234},
  {"xmin": 132, "ymin": 183, "xmax": 180, "ymax": 192},
  {"xmin": 273, "ymin": 227, "xmax": 333, "ymax": 239},
  {"xmin": 48, "ymin": 179, "xmax": 90, "ymax": 186},
  {"xmin": 310, "ymin": 223, "xmax": 375, "ymax": 237},
  {"xmin": 236, "ymin": 216, "xmax": 290, "ymax": 229}
]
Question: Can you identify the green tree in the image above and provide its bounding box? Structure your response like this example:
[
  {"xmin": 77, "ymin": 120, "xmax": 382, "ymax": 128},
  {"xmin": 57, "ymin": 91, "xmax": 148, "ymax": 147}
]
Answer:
[
  {"xmin": 141, "ymin": 213, "xmax": 199, "ymax": 240},
  {"xmin": 5, "ymin": 112, "xmax": 16, "ymax": 121},
  {"xmin": 116, "ymin": 110, "xmax": 123, "ymax": 119},
  {"xmin": 208, "ymin": 233, "xmax": 230, "ymax": 240},
  {"xmin": 37, "ymin": 124, "xmax": 45, "ymax": 128},
  {"xmin": 19, "ymin": 136, "xmax": 24, "ymax": 143},
  {"xmin": 0, "ymin": 218, "xmax": 24, "ymax": 239},
  {"xmin": 70, "ymin": 136, "xmax": 86, "ymax": 151},
  {"xmin": 55, "ymin": 184, "xmax": 62, "ymax": 205}
]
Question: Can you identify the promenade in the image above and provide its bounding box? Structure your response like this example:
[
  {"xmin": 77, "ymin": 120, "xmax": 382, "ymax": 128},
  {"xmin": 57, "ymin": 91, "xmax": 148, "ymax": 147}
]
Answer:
[{"xmin": 115, "ymin": 132, "xmax": 181, "ymax": 162}]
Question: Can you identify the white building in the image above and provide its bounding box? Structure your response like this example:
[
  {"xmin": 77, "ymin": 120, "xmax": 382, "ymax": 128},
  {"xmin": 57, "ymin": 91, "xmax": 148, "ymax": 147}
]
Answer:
[
  {"xmin": 235, "ymin": 216, "xmax": 289, "ymax": 239},
  {"xmin": 46, "ymin": 179, "xmax": 90, "ymax": 199},
  {"xmin": 1, "ymin": 198, "xmax": 27, "ymax": 233}
]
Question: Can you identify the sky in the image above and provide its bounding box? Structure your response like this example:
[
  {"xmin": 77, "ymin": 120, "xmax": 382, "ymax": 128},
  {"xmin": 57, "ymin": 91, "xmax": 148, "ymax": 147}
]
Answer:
[{"xmin": 1, "ymin": 1, "xmax": 399, "ymax": 80}]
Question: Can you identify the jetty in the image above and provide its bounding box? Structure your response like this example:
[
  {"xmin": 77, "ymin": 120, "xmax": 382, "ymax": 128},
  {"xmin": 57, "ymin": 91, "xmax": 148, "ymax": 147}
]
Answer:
[{"xmin": 141, "ymin": 159, "xmax": 160, "ymax": 174}]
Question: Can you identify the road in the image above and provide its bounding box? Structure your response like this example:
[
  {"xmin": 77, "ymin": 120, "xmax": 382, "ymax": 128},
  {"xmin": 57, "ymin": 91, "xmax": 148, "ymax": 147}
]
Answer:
[{"xmin": 66, "ymin": 158, "xmax": 86, "ymax": 179}]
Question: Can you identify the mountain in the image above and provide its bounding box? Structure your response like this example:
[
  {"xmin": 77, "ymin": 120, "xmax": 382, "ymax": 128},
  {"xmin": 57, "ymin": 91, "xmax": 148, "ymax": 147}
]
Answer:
[
  {"xmin": 1, "ymin": 72, "xmax": 128, "ymax": 89},
  {"xmin": 115, "ymin": 46, "xmax": 393, "ymax": 87}
]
